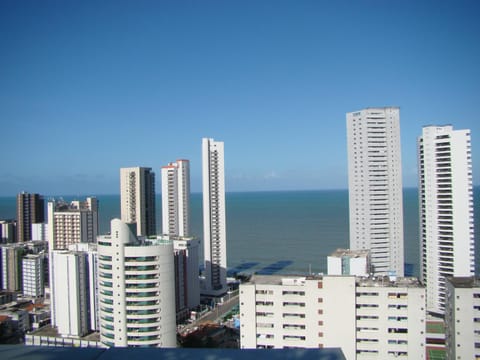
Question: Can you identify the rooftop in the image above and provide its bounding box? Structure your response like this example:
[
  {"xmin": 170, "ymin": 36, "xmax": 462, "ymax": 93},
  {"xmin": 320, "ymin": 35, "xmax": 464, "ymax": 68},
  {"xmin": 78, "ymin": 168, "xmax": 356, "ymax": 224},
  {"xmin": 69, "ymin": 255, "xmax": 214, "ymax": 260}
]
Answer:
[
  {"xmin": 329, "ymin": 248, "xmax": 369, "ymax": 258},
  {"xmin": 357, "ymin": 276, "xmax": 423, "ymax": 288},
  {"xmin": 446, "ymin": 276, "xmax": 480, "ymax": 288}
]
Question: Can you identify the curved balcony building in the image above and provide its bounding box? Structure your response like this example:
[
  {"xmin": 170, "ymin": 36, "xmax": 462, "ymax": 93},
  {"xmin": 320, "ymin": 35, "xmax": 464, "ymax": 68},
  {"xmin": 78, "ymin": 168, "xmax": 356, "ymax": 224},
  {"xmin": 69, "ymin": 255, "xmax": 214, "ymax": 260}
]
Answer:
[{"xmin": 97, "ymin": 219, "xmax": 176, "ymax": 348}]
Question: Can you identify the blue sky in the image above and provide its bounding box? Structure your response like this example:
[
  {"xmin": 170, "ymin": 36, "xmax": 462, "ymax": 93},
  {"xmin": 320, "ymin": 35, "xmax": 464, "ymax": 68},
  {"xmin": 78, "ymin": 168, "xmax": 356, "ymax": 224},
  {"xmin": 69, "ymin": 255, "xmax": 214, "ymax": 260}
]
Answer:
[{"xmin": 0, "ymin": 0, "xmax": 479, "ymax": 195}]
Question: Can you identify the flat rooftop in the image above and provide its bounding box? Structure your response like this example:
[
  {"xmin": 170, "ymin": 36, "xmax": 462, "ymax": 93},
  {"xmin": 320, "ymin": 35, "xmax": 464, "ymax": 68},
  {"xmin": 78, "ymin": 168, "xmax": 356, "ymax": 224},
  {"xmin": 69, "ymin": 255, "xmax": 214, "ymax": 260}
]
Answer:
[
  {"xmin": 447, "ymin": 276, "xmax": 480, "ymax": 288},
  {"xmin": 357, "ymin": 276, "xmax": 423, "ymax": 288},
  {"xmin": 329, "ymin": 248, "xmax": 369, "ymax": 258}
]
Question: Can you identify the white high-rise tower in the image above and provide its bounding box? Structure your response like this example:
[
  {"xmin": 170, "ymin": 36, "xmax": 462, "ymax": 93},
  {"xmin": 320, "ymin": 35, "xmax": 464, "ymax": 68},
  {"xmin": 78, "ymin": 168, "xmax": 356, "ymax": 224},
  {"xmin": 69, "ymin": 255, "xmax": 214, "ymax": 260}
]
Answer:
[
  {"xmin": 161, "ymin": 160, "xmax": 190, "ymax": 237},
  {"xmin": 202, "ymin": 138, "xmax": 227, "ymax": 295},
  {"xmin": 347, "ymin": 107, "xmax": 404, "ymax": 276},
  {"xmin": 120, "ymin": 167, "xmax": 156, "ymax": 236},
  {"xmin": 418, "ymin": 125, "xmax": 475, "ymax": 315}
]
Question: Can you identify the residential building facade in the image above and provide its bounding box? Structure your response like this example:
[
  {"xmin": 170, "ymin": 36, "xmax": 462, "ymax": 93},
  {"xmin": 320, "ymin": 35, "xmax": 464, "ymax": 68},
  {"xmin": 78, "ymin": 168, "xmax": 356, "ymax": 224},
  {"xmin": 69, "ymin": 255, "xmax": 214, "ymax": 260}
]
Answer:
[
  {"xmin": 97, "ymin": 219, "xmax": 176, "ymax": 348},
  {"xmin": 418, "ymin": 125, "xmax": 475, "ymax": 315},
  {"xmin": 120, "ymin": 167, "xmax": 156, "ymax": 236},
  {"xmin": 16, "ymin": 192, "xmax": 44, "ymax": 242},
  {"xmin": 202, "ymin": 138, "xmax": 227, "ymax": 296},
  {"xmin": 327, "ymin": 248, "xmax": 370, "ymax": 276},
  {"xmin": 161, "ymin": 159, "xmax": 190, "ymax": 237},
  {"xmin": 346, "ymin": 107, "xmax": 404, "ymax": 276},
  {"xmin": 22, "ymin": 254, "xmax": 44, "ymax": 298}
]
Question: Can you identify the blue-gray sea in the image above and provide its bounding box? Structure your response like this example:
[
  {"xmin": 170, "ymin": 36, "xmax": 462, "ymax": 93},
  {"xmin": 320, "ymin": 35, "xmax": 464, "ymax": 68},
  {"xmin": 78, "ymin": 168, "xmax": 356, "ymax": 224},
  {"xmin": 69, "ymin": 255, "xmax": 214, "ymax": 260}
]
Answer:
[{"xmin": 1, "ymin": 188, "xmax": 478, "ymax": 277}]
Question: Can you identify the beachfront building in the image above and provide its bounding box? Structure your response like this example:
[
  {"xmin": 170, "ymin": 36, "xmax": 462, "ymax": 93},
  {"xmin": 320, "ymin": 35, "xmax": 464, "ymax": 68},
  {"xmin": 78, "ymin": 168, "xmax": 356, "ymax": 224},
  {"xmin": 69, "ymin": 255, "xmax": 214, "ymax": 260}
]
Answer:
[
  {"xmin": 418, "ymin": 125, "xmax": 475, "ymax": 315},
  {"xmin": 444, "ymin": 276, "xmax": 480, "ymax": 359},
  {"xmin": 16, "ymin": 192, "xmax": 44, "ymax": 242},
  {"xmin": 47, "ymin": 197, "xmax": 98, "ymax": 250},
  {"xmin": 50, "ymin": 245, "xmax": 97, "ymax": 337},
  {"xmin": 22, "ymin": 254, "xmax": 44, "ymax": 298},
  {"xmin": 346, "ymin": 107, "xmax": 404, "ymax": 277},
  {"xmin": 97, "ymin": 219, "xmax": 176, "ymax": 348},
  {"xmin": 173, "ymin": 236, "xmax": 200, "ymax": 319},
  {"xmin": 327, "ymin": 248, "xmax": 370, "ymax": 276},
  {"xmin": 202, "ymin": 138, "xmax": 228, "ymax": 296},
  {"xmin": 161, "ymin": 159, "xmax": 190, "ymax": 237},
  {"xmin": 240, "ymin": 275, "xmax": 425, "ymax": 359},
  {"xmin": 120, "ymin": 167, "xmax": 156, "ymax": 236},
  {"xmin": 31, "ymin": 223, "xmax": 47, "ymax": 241}
]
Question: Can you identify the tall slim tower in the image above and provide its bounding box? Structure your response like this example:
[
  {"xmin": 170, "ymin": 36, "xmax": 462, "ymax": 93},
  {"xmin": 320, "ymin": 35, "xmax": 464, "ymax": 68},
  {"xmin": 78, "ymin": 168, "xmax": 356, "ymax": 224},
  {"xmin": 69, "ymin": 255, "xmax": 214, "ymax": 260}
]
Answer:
[
  {"xmin": 16, "ymin": 192, "xmax": 44, "ymax": 242},
  {"xmin": 346, "ymin": 107, "xmax": 404, "ymax": 276},
  {"xmin": 202, "ymin": 138, "xmax": 227, "ymax": 295},
  {"xmin": 418, "ymin": 125, "xmax": 475, "ymax": 315},
  {"xmin": 161, "ymin": 160, "xmax": 190, "ymax": 237},
  {"xmin": 120, "ymin": 167, "xmax": 156, "ymax": 236}
]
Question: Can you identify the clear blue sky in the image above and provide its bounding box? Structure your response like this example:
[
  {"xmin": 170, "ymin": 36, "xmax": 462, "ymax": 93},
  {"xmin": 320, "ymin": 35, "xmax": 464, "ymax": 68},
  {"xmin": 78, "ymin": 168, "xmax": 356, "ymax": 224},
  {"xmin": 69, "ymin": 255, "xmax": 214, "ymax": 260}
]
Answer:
[{"xmin": 1, "ymin": 0, "xmax": 479, "ymax": 195}]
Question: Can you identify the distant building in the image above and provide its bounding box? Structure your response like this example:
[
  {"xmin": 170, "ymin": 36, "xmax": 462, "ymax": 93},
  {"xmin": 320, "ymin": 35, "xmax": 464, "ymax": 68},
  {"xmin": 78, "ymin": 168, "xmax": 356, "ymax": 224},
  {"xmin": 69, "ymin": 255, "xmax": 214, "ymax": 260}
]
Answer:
[
  {"xmin": 327, "ymin": 248, "xmax": 369, "ymax": 276},
  {"xmin": 161, "ymin": 159, "xmax": 190, "ymax": 237},
  {"xmin": 418, "ymin": 125, "xmax": 475, "ymax": 315},
  {"xmin": 50, "ymin": 244, "xmax": 97, "ymax": 338},
  {"xmin": 173, "ymin": 236, "xmax": 200, "ymax": 319},
  {"xmin": 0, "ymin": 244, "xmax": 24, "ymax": 291},
  {"xmin": 16, "ymin": 192, "xmax": 44, "ymax": 242},
  {"xmin": 0, "ymin": 220, "xmax": 16, "ymax": 244},
  {"xmin": 31, "ymin": 223, "xmax": 47, "ymax": 241},
  {"xmin": 346, "ymin": 108, "xmax": 404, "ymax": 277},
  {"xmin": 202, "ymin": 138, "xmax": 227, "ymax": 296},
  {"xmin": 444, "ymin": 276, "xmax": 480, "ymax": 359},
  {"xmin": 240, "ymin": 274, "xmax": 425, "ymax": 359},
  {"xmin": 120, "ymin": 167, "xmax": 156, "ymax": 236},
  {"xmin": 47, "ymin": 197, "xmax": 98, "ymax": 250},
  {"xmin": 22, "ymin": 254, "xmax": 44, "ymax": 298},
  {"xmin": 97, "ymin": 219, "xmax": 176, "ymax": 348}
]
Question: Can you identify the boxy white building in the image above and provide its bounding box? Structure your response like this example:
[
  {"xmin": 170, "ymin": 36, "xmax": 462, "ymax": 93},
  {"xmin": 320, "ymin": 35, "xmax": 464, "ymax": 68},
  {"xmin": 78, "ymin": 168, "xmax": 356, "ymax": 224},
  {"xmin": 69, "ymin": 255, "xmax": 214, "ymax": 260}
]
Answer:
[
  {"xmin": 327, "ymin": 248, "xmax": 369, "ymax": 276},
  {"xmin": 240, "ymin": 275, "xmax": 425, "ymax": 359}
]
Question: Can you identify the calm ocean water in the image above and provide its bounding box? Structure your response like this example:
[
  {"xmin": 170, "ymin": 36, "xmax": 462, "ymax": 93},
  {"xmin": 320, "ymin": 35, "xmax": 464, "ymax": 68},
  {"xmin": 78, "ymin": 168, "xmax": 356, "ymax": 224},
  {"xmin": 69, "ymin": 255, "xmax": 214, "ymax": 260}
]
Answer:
[{"xmin": 1, "ymin": 188, "xmax": 478, "ymax": 277}]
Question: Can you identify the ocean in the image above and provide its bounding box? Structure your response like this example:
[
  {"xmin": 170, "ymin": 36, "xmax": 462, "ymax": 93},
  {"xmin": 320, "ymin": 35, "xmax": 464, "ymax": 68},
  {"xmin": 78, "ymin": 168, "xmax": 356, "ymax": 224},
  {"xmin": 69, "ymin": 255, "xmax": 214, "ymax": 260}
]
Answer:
[{"xmin": 1, "ymin": 188, "xmax": 478, "ymax": 277}]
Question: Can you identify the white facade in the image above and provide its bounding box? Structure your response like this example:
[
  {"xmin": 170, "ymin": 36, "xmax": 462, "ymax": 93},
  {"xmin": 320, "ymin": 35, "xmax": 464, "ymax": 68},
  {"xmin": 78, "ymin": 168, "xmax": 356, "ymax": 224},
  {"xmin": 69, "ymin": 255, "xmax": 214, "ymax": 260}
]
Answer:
[
  {"xmin": 97, "ymin": 219, "xmax": 176, "ymax": 348},
  {"xmin": 161, "ymin": 160, "xmax": 190, "ymax": 237},
  {"xmin": 120, "ymin": 167, "xmax": 156, "ymax": 236},
  {"xmin": 347, "ymin": 107, "xmax": 404, "ymax": 277},
  {"xmin": 0, "ymin": 220, "xmax": 16, "ymax": 243},
  {"xmin": 50, "ymin": 250, "xmax": 92, "ymax": 337},
  {"xmin": 173, "ymin": 237, "xmax": 200, "ymax": 314},
  {"xmin": 240, "ymin": 275, "xmax": 425, "ymax": 359},
  {"xmin": 202, "ymin": 138, "xmax": 227, "ymax": 295},
  {"xmin": 47, "ymin": 197, "xmax": 98, "ymax": 250},
  {"xmin": 31, "ymin": 223, "xmax": 47, "ymax": 241},
  {"xmin": 418, "ymin": 125, "xmax": 475, "ymax": 315},
  {"xmin": 22, "ymin": 254, "xmax": 44, "ymax": 298},
  {"xmin": 327, "ymin": 248, "xmax": 369, "ymax": 276},
  {"xmin": 240, "ymin": 275, "xmax": 357, "ymax": 358},
  {"xmin": 444, "ymin": 277, "xmax": 480, "ymax": 359}
]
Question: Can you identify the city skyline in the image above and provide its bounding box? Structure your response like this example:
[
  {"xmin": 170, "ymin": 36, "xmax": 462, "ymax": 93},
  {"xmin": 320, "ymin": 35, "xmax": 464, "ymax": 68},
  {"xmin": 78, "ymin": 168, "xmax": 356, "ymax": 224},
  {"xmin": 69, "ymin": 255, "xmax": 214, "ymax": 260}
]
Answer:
[{"xmin": 0, "ymin": 1, "xmax": 479, "ymax": 196}]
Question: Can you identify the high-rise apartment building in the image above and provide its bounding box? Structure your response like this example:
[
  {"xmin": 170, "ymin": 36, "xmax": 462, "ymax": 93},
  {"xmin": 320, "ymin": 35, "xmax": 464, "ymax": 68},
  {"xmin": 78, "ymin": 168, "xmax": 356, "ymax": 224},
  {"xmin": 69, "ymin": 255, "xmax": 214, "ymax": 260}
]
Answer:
[
  {"xmin": 0, "ymin": 220, "xmax": 16, "ymax": 243},
  {"xmin": 173, "ymin": 236, "xmax": 200, "ymax": 319},
  {"xmin": 47, "ymin": 197, "xmax": 98, "ymax": 251},
  {"xmin": 22, "ymin": 254, "xmax": 44, "ymax": 298},
  {"xmin": 120, "ymin": 167, "xmax": 156, "ymax": 236},
  {"xmin": 240, "ymin": 275, "xmax": 425, "ymax": 359},
  {"xmin": 444, "ymin": 276, "xmax": 480, "ymax": 359},
  {"xmin": 50, "ymin": 247, "xmax": 97, "ymax": 337},
  {"xmin": 97, "ymin": 219, "xmax": 176, "ymax": 348},
  {"xmin": 346, "ymin": 107, "xmax": 404, "ymax": 276},
  {"xmin": 0, "ymin": 244, "xmax": 24, "ymax": 291},
  {"xmin": 161, "ymin": 160, "xmax": 190, "ymax": 237},
  {"xmin": 202, "ymin": 138, "xmax": 227, "ymax": 296},
  {"xmin": 418, "ymin": 125, "xmax": 475, "ymax": 315},
  {"xmin": 16, "ymin": 192, "xmax": 44, "ymax": 242}
]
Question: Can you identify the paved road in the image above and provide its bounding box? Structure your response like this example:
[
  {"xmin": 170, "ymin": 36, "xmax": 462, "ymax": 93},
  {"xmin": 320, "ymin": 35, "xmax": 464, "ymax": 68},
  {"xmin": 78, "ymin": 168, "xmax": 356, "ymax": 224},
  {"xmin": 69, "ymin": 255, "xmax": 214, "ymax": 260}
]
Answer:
[{"xmin": 179, "ymin": 294, "xmax": 239, "ymax": 334}]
